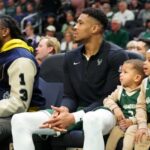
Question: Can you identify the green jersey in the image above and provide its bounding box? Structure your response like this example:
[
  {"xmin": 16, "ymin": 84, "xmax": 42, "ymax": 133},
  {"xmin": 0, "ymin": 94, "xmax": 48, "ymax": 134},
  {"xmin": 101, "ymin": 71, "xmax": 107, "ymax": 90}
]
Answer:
[{"xmin": 117, "ymin": 89, "xmax": 140, "ymax": 118}]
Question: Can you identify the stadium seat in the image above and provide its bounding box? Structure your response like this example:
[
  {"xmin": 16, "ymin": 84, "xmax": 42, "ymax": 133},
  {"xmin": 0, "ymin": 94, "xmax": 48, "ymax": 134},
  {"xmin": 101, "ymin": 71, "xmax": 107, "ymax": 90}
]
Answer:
[
  {"xmin": 33, "ymin": 51, "xmax": 146, "ymax": 150},
  {"xmin": 126, "ymin": 50, "xmax": 145, "ymax": 60},
  {"xmin": 38, "ymin": 77, "xmax": 63, "ymax": 108},
  {"xmin": 39, "ymin": 53, "xmax": 65, "ymax": 107},
  {"xmin": 39, "ymin": 53, "xmax": 64, "ymax": 83}
]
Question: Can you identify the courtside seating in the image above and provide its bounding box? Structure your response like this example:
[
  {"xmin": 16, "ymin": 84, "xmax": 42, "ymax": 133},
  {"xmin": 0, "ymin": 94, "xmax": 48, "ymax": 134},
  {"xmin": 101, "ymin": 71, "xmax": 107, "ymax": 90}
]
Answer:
[{"xmin": 33, "ymin": 50, "xmax": 146, "ymax": 150}]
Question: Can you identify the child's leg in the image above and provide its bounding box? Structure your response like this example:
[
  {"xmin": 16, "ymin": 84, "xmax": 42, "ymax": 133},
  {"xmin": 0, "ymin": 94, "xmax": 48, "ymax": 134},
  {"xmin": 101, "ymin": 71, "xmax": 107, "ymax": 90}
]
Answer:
[
  {"xmin": 83, "ymin": 109, "xmax": 116, "ymax": 150},
  {"xmin": 122, "ymin": 125, "xmax": 137, "ymax": 150},
  {"xmin": 106, "ymin": 126, "xmax": 124, "ymax": 150},
  {"xmin": 11, "ymin": 111, "xmax": 57, "ymax": 150}
]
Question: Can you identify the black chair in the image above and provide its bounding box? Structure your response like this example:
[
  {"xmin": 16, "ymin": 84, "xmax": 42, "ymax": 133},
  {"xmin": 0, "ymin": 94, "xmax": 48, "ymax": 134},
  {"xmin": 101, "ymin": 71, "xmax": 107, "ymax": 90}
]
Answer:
[
  {"xmin": 126, "ymin": 50, "xmax": 145, "ymax": 60},
  {"xmin": 124, "ymin": 19, "xmax": 145, "ymax": 40},
  {"xmin": 39, "ymin": 53, "xmax": 65, "ymax": 108},
  {"xmin": 40, "ymin": 53, "xmax": 64, "ymax": 83},
  {"xmin": 33, "ymin": 51, "xmax": 145, "ymax": 150}
]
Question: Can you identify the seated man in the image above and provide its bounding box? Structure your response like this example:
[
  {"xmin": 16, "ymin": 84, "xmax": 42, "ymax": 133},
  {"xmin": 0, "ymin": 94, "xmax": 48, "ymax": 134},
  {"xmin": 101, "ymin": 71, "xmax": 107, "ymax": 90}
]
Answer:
[
  {"xmin": 0, "ymin": 15, "xmax": 45, "ymax": 142},
  {"xmin": 105, "ymin": 18, "xmax": 129, "ymax": 48},
  {"xmin": 11, "ymin": 8, "xmax": 128, "ymax": 150}
]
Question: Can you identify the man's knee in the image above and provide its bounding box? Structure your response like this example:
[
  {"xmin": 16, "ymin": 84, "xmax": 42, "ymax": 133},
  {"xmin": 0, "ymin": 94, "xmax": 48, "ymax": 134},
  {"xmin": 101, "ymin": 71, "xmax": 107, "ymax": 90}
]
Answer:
[
  {"xmin": 83, "ymin": 111, "xmax": 105, "ymax": 129},
  {"xmin": 83, "ymin": 112, "xmax": 96, "ymax": 126},
  {"xmin": 11, "ymin": 113, "xmax": 26, "ymax": 130}
]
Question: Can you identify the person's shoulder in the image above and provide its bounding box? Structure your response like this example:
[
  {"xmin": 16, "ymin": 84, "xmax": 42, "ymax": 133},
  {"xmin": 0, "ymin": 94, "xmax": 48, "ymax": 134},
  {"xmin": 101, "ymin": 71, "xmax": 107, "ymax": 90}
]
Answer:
[
  {"xmin": 143, "ymin": 77, "xmax": 149, "ymax": 84},
  {"xmin": 106, "ymin": 41, "xmax": 125, "ymax": 53},
  {"xmin": 12, "ymin": 47, "xmax": 31, "ymax": 54},
  {"xmin": 106, "ymin": 41, "xmax": 128, "ymax": 62},
  {"xmin": 11, "ymin": 48, "xmax": 36, "ymax": 62},
  {"xmin": 141, "ymin": 77, "xmax": 149, "ymax": 90}
]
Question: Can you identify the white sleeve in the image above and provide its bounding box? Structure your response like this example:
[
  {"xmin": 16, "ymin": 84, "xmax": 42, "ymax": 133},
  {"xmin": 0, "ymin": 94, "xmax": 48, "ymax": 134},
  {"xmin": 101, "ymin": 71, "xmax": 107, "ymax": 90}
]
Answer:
[{"xmin": 0, "ymin": 58, "xmax": 37, "ymax": 117}]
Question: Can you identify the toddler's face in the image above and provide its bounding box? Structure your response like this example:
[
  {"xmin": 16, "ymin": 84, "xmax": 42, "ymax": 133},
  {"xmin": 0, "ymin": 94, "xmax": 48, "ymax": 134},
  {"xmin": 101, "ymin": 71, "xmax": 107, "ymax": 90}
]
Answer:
[
  {"xmin": 143, "ymin": 52, "xmax": 150, "ymax": 76},
  {"xmin": 119, "ymin": 63, "xmax": 137, "ymax": 87}
]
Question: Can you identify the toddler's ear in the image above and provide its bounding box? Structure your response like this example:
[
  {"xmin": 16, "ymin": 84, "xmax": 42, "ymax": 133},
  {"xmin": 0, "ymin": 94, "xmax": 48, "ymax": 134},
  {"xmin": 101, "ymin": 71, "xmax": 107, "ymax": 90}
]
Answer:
[{"xmin": 135, "ymin": 74, "xmax": 142, "ymax": 83}]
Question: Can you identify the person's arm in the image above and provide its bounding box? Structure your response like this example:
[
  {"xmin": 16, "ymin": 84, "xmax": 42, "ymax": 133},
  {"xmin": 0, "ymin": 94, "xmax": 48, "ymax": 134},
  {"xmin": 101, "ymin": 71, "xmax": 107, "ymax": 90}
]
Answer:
[
  {"xmin": 0, "ymin": 58, "xmax": 37, "ymax": 117},
  {"xmin": 61, "ymin": 53, "xmax": 78, "ymax": 112},
  {"xmin": 82, "ymin": 50, "xmax": 128, "ymax": 112},
  {"xmin": 104, "ymin": 86, "xmax": 125, "ymax": 121},
  {"xmin": 135, "ymin": 80, "xmax": 149, "ymax": 143},
  {"xmin": 104, "ymin": 86, "xmax": 120, "ymax": 110},
  {"xmin": 136, "ymin": 79, "xmax": 148, "ymax": 129}
]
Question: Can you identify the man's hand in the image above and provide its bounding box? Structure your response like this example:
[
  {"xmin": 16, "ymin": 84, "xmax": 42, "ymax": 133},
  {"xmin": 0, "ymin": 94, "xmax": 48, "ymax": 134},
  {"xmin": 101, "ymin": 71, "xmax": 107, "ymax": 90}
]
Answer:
[
  {"xmin": 40, "ymin": 106, "xmax": 75, "ymax": 132},
  {"xmin": 49, "ymin": 106, "xmax": 75, "ymax": 129},
  {"xmin": 40, "ymin": 107, "xmax": 59, "ymax": 129},
  {"xmin": 135, "ymin": 128, "xmax": 150, "ymax": 143},
  {"xmin": 113, "ymin": 107, "xmax": 125, "ymax": 121}
]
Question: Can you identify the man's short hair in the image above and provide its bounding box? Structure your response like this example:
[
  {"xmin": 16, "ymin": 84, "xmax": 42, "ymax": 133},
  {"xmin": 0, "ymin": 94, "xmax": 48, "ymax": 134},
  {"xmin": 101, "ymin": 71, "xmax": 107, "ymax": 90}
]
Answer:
[{"xmin": 82, "ymin": 7, "xmax": 108, "ymax": 30}]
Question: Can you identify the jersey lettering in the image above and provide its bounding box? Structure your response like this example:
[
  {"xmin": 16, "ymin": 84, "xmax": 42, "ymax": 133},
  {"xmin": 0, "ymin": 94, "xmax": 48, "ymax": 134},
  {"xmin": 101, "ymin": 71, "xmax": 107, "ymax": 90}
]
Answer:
[
  {"xmin": 20, "ymin": 89, "xmax": 28, "ymax": 101},
  {"xmin": 19, "ymin": 73, "xmax": 25, "ymax": 85}
]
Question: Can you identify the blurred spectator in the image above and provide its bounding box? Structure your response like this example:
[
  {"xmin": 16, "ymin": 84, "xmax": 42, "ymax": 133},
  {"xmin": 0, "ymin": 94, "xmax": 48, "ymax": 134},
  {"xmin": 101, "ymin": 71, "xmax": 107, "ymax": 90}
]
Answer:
[
  {"xmin": 26, "ymin": 2, "xmax": 35, "ymax": 15},
  {"xmin": 128, "ymin": 0, "xmax": 142, "ymax": 18},
  {"xmin": 35, "ymin": 36, "xmax": 60, "ymax": 65},
  {"xmin": 126, "ymin": 40, "xmax": 138, "ymax": 51},
  {"xmin": 5, "ymin": 0, "xmax": 16, "ymax": 16},
  {"xmin": 91, "ymin": 0, "xmax": 103, "ymax": 9},
  {"xmin": 14, "ymin": 5, "xmax": 26, "ymax": 26},
  {"xmin": 24, "ymin": 2, "xmax": 37, "ymax": 26},
  {"xmin": 102, "ymin": 3, "xmax": 114, "ymax": 22},
  {"xmin": 45, "ymin": 25, "xmax": 56, "ymax": 37},
  {"xmin": 17, "ymin": 0, "xmax": 27, "ymax": 12},
  {"xmin": 71, "ymin": 0, "xmax": 87, "ymax": 18},
  {"xmin": 61, "ymin": 10, "xmax": 76, "ymax": 33},
  {"xmin": 105, "ymin": 18, "xmax": 129, "ymax": 48},
  {"xmin": 136, "ymin": 40, "xmax": 150, "ymax": 57},
  {"xmin": 33, "ymin": 0, "xmax": 41, "ymax": 11},
  {"xmin": 24, "ymin": 24, "xmax": 41, "ymax": 50},
  {"xmin": 113, "ymin": 1, "xmax": 135, "ymax": 26},
  {"xmin": 44, "ymin": 13, "xmax": 61, "ymax": 32},
  {"xmin": 0, "ymin": 0, "xmax": 6, "ymax": 15},
  {"xmin": 60, "ymin": 31, "xmax": 74, "ymax": 52},
  {"xmin": 138, "ymin": 19, "xmax": 150, "ymax": 40},
  {"xmin": 137, "ymin": 0, "xmax": 150, "ymax": 24},
  {"xmin": 40, "ymin": 0, "xmax": 61, "ymax": 16}
]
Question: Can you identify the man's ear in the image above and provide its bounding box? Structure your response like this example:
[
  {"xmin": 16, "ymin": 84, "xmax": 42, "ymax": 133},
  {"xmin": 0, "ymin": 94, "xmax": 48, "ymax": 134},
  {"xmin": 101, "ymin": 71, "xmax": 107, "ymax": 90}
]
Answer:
[
  {"xmin": 91, "ymin": 24, "xmax": 103, "ymax": 34},
  {"xmin": 48, "ymin": 46, "xmax": 55, "ymax": 54},
  {"xmin": 2, "ymin": 28, "xmax": 10, "ymax": 37}
]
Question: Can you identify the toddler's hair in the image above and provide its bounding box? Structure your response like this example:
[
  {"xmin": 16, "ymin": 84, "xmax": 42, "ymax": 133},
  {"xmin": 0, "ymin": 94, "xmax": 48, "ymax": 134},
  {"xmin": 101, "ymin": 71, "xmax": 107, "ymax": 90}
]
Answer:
[{"xmin": 124, "ymin": 59, "xmax": 145, "ymax": 79}]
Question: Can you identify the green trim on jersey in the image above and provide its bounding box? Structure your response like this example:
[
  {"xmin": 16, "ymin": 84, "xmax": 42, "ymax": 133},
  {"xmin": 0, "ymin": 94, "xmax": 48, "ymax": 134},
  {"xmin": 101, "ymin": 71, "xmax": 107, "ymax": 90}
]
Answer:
[
  {"xmin": 117, "ymin": 89, "xmax": 140, "ymax": 118},
  {"xmin": 146, "ymin": 79, "xmax": 150, "ymax": 113}
]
